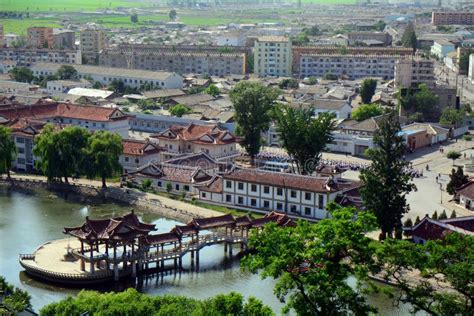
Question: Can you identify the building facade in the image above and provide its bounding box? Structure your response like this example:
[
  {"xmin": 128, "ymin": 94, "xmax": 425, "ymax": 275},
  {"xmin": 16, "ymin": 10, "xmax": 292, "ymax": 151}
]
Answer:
[
  {"xmin": 80, "ymin": 29, "xmax": 105, "ymax": 64},
  {"xmin": 31, "ymin": 63, "xmax": 183, "ymax": 89},
  {"xmin": 432, "ymin": 11, "xmax": 474, "ymax": 26},
  {"xmin": 254, "ymin": 36, "xmax": 292, "ymax": 77},
  {"xmin": 27, "ymin": 27, "xmax": 54, "ymax": 49},
  {"xmin": 431, "ymin": 40, "xmax": 456, "ymax": 59},
  {"xmin": 394, "ymin": 58, "xmax": 435, "ymax": 88},
  {"xmin": 53, "ymin": 30, "xmax": 76, "ymax": 50},
  {"xmin": 0, "ymin": 48, "xmax": 81, "ymax": 66},
  {"xmin": 347, "ymin": 32, "xmax": 392, "ymax": 46}
]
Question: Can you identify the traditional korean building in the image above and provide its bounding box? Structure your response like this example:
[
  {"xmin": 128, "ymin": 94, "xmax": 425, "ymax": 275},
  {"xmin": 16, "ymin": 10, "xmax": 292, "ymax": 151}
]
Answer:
[{"xmin": 404, "ymin": 215, "xmax": 474, "ymax": 244}]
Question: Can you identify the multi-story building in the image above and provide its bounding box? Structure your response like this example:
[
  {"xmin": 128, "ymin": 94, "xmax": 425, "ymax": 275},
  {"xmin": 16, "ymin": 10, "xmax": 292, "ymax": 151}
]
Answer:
[
  {"xmin": 31, "ymin": 62, "xmax": 183, "ymax": 89},
  {"xmin": 216, "ymin": 31, "xmax": 246, "ymax": 46},
  {"xmin": 80, "ymin": 29, "xmax": 105, "ymax": 64},
  {"xmin": 432, "ymin": 11, "xmax": 474, "ymax": 26},
  {"xmin": 299, "ymin": 53, "xmax": 402, "ymax": 80},
  {"xmin": 151, "ymin": 123, "xmax": 240, "ymax": 161},
  {"xmin": 431, "ymin": 39, "xmax": 456, "ymax": 59},
  {"xmin": 53, "ymin": 30, "xmax": 76, "ymax": 50},
  {"xmin": 254, "ymin": 36, "xmax": 292, "ymax": 77},
  {"xmin": 198, "ymin": 168, "xmax": 359, "ymax": 219},
  {"xmin": 100, "ymin": 45, "xmax": 247, "ymax": 76},
  {"xmin": 292, "ymin": 46, "xmax": 413, "ymax": 74},
  {"xmin": 0, "ymin": 48, "xmax": 81, "ymax": 66},
  {"xmin": 469, "ymin": 54, "xmax": 474, "ymax": 83},
  {"xmin": 120, "ymin": 139, "xmax": 162, "ymax": 172},
  {"xmin": 394, "ymin": 58, "xmax": 435, "ymax": 89},
  {"xmin": 7, "ymin": 118, "xmax": 45, "ymax": 172},
  {"xmin": 347, "ymin": 32, "xmax": 392, "ymax": 46},
  {"xmin": 27, "ymin": 27, "xmax": 54, "ymax": 49}
]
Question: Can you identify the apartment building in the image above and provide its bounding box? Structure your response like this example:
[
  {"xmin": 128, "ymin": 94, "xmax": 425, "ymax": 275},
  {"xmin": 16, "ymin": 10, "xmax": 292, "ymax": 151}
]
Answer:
[
  {"xmin": 469, "ymin": 54, "xmax": 474, "ymax": 83},
  {"xmin": 394, "ymin": 58, "xmax": 435, "ymax": 89},
  {"xmin": 80, "ymin": 29, "xmax": 105, "ymax": 64},
  {"xmin": 347, "ymin": 32, "xmax": 392, "ymax": 46},
  {"xmin": 120, "ymin": 139, "xmax": 162, "ymax": 172},
  {"xmin": 0, "ymin": 48, "xmax": 81, "ymax": 66},
  {"xmin": 254, "ymin": 36, "xmax": 292, "ymax": 77},
  {"xmin": 7, "ymin": 119, "xmax": 45, "ymax": 172},
  {"xmin": 151, "ymin": 123, "xmax": 239, "ymax": 161},
  {"xmin": 431, "ymin": 39, "xmax": 456, "ymax": 59},
  {"xmin": 299, "ymin": 53, "xmax": 401, "ymax": 80},
  {"xmin": 432, "ymin": 11, "xmax": 474, "ymax": 26},
  {"xmin": 53, "ymin": 30, "xmax": 76, "ymax": 50},
  {"xmin": 100, "ymin": 45, "xmax": 246, "ymax": 76},
  {"xmin": 31, "ymin": 62, "xmax": 183, "ymax": 89},
  {"xmin": 292, "ymin": 46, "xmax": 413, "ymax": 74},
  {"xmin": 27, "ymin": 27, "xmax": 54, "ymax": 49},
  {"xmin": 216, "ymin": 31, "xmax": 246, "ymax": 46},
  {"xmin": 198, "ymin": 168, "xmax": 359, "ymax": 219}
]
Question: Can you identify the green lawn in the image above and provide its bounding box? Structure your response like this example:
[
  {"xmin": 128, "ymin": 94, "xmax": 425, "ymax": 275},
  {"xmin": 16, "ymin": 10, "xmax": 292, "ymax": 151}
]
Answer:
[
  {"xmin": 0, "ymin": 0, "xmax": 149, "ymax": 12},
  {"xmin": 0, "ymin": 18, "xmax": 60, "ymax": 34}
]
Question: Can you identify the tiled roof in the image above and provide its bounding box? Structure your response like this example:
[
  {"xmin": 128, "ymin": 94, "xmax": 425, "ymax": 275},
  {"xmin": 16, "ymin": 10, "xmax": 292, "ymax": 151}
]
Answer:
[
  {"xmin": 164, "ymin": 152, "xmax": 218, "ymax": 169},
  {"xmin": 407, "ymin": 216, "xmax": 474, "ymax": 241},
  {"xmin": 122, "ymin": 139, "xmax": 161, "ymax": 156},
  {"xmin": 457, "ymin": 181, "xmax": 474, "ymax": 199},
  {"xmin": 144, "ymin": 89, "xmax": 185, "ymax": 99},
  {"xmin": 153, "ymin": 123, "xmax": 237, "ymax": 145},
  {"xmin": 304, "ymin": 99, "xmax": 351, "ymax": 111},
  {"xmin": 198, "ymin": 176, "xmax": 223, "ymax": 193},
  {"xmin": 223, "ymin": 168, "xmax": 359, "ymax": 193},
  {"xmin": 170, "ymin": 94, "xmax": 215, "ymax": 106}
]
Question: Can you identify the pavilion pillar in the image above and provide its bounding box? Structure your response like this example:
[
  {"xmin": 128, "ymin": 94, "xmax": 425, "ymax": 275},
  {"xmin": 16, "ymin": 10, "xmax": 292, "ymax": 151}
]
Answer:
[
  {"xmin": 80, "ymin": 241, "xmax": 85, "ymax": 271},
  {"xmin": 161, "ymin": 244, "xmax": 165, "ymax": 271},
  {"xmin": 123, "ymin": 244, "xmax": 127, "ymax": 269},
  {"xmin": 96, "ymin": 241, "xmax": 101, "ymax": 269},
  {"xmin": 229, "ymin": 227, "xmax": 233, "ymax": 256},
  {"xmin": 105, "ymin": 242, "xmax": 110, "ymax": 271},
  {"xmin": 131, "ymin": 243, "xmax": 136, "ymax": 277},
  {"xmin": 90, "ymin": 243, "xmax": 95, "ymax": 273},
  {"xmin": 178, "ymin": 239, "xmax": 182, "ymax": 269}
]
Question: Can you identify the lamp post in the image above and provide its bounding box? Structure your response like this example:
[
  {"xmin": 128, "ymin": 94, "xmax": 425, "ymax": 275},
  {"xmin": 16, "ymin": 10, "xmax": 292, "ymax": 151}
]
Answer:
[{"xmin": 439, "ymin": 182, "xmax": 443, "ymax": 204}]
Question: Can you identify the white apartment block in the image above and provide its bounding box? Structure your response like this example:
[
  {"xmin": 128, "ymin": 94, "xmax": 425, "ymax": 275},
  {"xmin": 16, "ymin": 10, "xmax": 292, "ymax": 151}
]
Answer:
[
  {"xmin": 31, "ymin": 62, "xmax": 183, "ymax": 89},
  {"xmin": 80, "ymin": 29, "xmax": 105, "ymax": 64},
  {"xmin": 299, "ymin": 54, "xmax": 401, "ymax": 80},
  {"xmin": 395, "ymin": 58, "xmax": 435, "ymax": 89},
  {"xmin": 254, "ymin": 36, "xmax": 292, "ymax": 77},
  {"xmin": 0, "ymin": 48, "xmax": 81, "ymax": 66}
]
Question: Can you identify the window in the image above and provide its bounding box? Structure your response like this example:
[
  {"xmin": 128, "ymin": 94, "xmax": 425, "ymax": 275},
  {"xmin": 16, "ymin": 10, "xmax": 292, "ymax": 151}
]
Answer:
[
  {"xmin": 251, "ymin": 198, "xmax": 257, "ymax": 206},
  {"xmin": 226, "ymin": 194, "xmax": 232, "ymax": 202},
  {"xmin": 238, "ymin": 182, "xmax": 244, "ymax": 190},
  {"xmin": 276, "ymin": 188, "xmax": 283, "ymax": 196},
  {"xmin": 263, "ymin": 200, "xmax": 270, "ymax": 208},
  {"xmin": 201, "ymin": 192, "xmax": 207, "ymax": 198},
  {"xmin": 125, "ymin": 157, "xmax": 129, "ymax": 162},
  {"xmin": 175, "ymin": 184, "xmax": 180, "ymax": 190},
  {"xmin": 158, "ymin": 181, "xmax": 162, "ymax": 187},
  {"xmin": 263, "ymin": 186, "xmax": 270, "ymax": 194},
  {"xmin": 237, "ymin": 196, "xmax": 244, "ymax": 204},
  {"xmin": 290, "ymin": 205, "xmax": 297, "ymax": 213},
  {"xmin": 304, "ymin": 192, "xmax": 311, "ymax": 200},
  {"xmin": 225, "ymin": 181, "xmax": 232, "ymax": 189},
  {"xmin": 18, "ymin": 147, "xmax": 25, "ymax": 154},
  {"xmin": 16, "ymin": 138, "xmax": 24, "ymax": 143},
  {"xmin": 318, "ymin": 195, "xmax": 324, "ymax": 209},
  {"xmin": 184, "ymin": 185, "xmax": 190, "ymax": 191},
  {"xmin": 17, "ymin": 158, "xmax": 25, "ymax": 164},
  {"xmin": 276, "ymin": 202, "xmax": 283, "ymax": 210},
  {"xmin": 290, "ymin": 190, "xmax": 297, "ymax": 198},
  {"xmin": 251, "ymin": 184, "xmax": 257, "ymax": 192},
  {"xmin": 305, "ymin": 207, "xmax": 311, "ymax": 215}
]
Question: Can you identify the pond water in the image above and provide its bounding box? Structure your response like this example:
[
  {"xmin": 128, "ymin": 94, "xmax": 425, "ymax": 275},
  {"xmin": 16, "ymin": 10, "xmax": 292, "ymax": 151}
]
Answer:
[{"xmin": 0, "ymin": 186, "xmax": 416, "ymax": 315}]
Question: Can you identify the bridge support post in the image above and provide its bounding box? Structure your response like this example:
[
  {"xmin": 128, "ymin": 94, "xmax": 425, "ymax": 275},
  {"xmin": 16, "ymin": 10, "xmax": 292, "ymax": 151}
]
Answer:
[
  {"xmin": 196, "ymin": 250, "xmax": 200, "ymax": 267},
  {"xmin": 224, "ymin": 242, "xmax": 228, "ymax": 253},
  {"xmin": 191, "ymin": 250, "xmax": 195, "ymax": 267},
  {"xmin": 114, "ymin": 264, "xmax": 119, "ymax": 281},
  {"xmin": 179, "ymin": 257, "xmax": 182, "ymax": 269},
  {"xmin": 132, "ymin": 261, "xmax": 137, "ymax": 278}
]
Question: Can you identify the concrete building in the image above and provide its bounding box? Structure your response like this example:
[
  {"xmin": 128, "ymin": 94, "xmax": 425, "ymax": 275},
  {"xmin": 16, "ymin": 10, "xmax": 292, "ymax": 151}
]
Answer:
[
  {"xmin": 80, "ymin": 29, "xmax": 105, "ymax": 64},
  {"xmin": 27, "ymin": 27, "xmax": 54, "ymax": 49},
  {"xmin": 254, "ymin": 36, "xmax": 292, "ymax": 77},
  {"xmin": 3, "ymin": 33, "xmax": 20, "ymax": 47},
  {"xmin": 120, "ymin": 139, "xmax": 162, "ymax": 172},
  {"xmin": 347, "ymin": 32, "xmax": 392, "ymax": 46},
  {"xmin": 299, "ymin": 53, "xmax": 400, "ymax": 80},
  {"xmin": 53, "ymin": 30, "xmax": 76, "ymax": 50},
  {"xmin": 100, "ymin": 45, "xmax": 247, "ymax": 76},
  {"xmin": 46, "ymin": 79, "xmax": 92, "ymax": 94},
  {"xmin": 0, "ymin": 48, "xmax": 82, "ymax": 66},
  {"xmin": 431, "ymin": 39, "xmax": 456, "ymax": 59},
  {"xmin": 432, "ymin": 11, "xmax": 474, "ymax": 26},
  {"xmin": 394, "ymin": 58, "xmax": 435, "ymax": 89},
  {"xmin": 31, "ymin": 63, "xmax": 183, "ymax": 89},
  {"xmin": 469, "ymin": 54, "xmax": 474, "ymax": 83},
  {"xmin": 216, "ymin": 31, "xmax": 246, "ymax": 46}
]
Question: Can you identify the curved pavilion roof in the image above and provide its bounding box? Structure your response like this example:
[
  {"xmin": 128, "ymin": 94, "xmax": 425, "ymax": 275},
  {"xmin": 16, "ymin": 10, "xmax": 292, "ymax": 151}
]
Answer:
[{"xmin": 63, "ymin": 211, "xmax": 156, "ymax": 242}]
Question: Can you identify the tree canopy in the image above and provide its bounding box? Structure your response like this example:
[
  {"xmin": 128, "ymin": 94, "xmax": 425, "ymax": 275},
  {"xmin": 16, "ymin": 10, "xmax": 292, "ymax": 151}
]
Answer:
[
  {"xmin": 242, "ymin": 204, "xmax": 378, "ymax": 315},
  {"xmin": 273, "ymin": 105, "xmax": 335, "ymax": 174},
  {"xmin": 278, "ymin": 78, "xmax": 299, "ymax": 89},
  {"xmin": 446, "ymin": 150, "xmax": 462, "ymax": 165},
  {"xmin": 40, "ymin": 289, "xmax": 273, "ymax": 316},
  {"xmin": 359, "ymin": 111, "xmax": 416, "ymax": 240},
  {"xmin": 0, "ymin": 126, "xmax": 16, "ymax": 181},
  {"xmin": 0, "ymin": 276, "xmax": 32, "ymax": 315},
  {"xmin": 169, "ymin": 103, "xmax": 192, "ymax": 117},
  {"xmin": 352, "ymin": 104, "xmax": 384, "ymax": 121},
  {"xmin": 56, "ymin": 65, "xmax": 78, "ymax": 80},
  {"xmin": 204, "ymin": 84, "xmax": 221, "ymax": 97},
  {"xmin": 447, "ymin": 167, "xmax": 469, "ymax": 195},
  {"xmin": 439, "ymin": 108, "xmax": 465, "ymax": 127},
  {"xmin": 360, "ymin": 79, "xmax": 377, "ymax": 104},
  {"xmin": 401, "ymin": 22, "xmax": 417, "ymax": 52},
  {"xmin": 169, "ymin": 9, "xmax": 177, "ymax": 21},
  {"xmin": 9, "ymin": 67, "xmax": 34, "ymax": 83},
  {"xmin": 230, "ymin": 81, "xmax": 279, "ymax": 162}
]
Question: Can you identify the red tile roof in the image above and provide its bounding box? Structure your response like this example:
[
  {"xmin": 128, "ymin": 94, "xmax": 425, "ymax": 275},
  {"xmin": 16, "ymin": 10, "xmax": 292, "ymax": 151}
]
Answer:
[
  {"xmin": 153, "ymin": 123, "xmax": 237, "ymax": 145},
  {"xmin": 122, "ymin": 139, "xmax": 162, "ymax": 156},
  {"xmin": 407, "ymin": 216, "xmax": 474, "ymax": 241},
  {"xmin": 456, "ymin": 181, "xmax": 474, "ymax": 199}
]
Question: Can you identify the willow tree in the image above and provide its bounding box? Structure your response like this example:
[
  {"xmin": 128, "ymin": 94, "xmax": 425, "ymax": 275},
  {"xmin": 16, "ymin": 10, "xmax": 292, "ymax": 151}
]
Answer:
[{"xmin": 0, "ymin": 126, "xmax": 16, "ymax": 181}]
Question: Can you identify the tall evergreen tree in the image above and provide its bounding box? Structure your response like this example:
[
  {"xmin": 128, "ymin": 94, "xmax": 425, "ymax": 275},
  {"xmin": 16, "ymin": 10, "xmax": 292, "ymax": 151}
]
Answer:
[
  {"xmin": 0, "ymin": 126, "xmax": 16, "ymax": 181},
  {"xmin": 359, "ymin": 111, "xmax": 417, "ymax": 240},
  {"xmin": 359, "ymin": 78, "xmax": 377, "ymax": 104},
  {"xmin": 446, "ymin": 167, "xmax": 469, "ymax": 195},
  {"xmin": 401, "ymin": 22, "xmax": 417, "ymax": 52}
]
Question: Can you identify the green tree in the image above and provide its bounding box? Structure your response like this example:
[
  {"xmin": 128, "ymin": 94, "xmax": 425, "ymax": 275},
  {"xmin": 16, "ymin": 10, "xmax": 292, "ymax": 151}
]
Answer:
[
  {"xmin": 0, "ymin": 126, "xmax": 16, "ymax": 181},
  {"xmin": 414, "ymin": 84, "xmax": 438, "ymax": 116},
  {"xmin": 447, "ymin": 166, "xmax": 469, "ymax": 195},
  {"xmin": 439, "ymin": 108, "xmax": 465, "ymax": 127},
  {"xmin": 278, "ymin": 78, "xmax": 299, "ymax": 89},
  {"xmin": 9, "ymin": 67, "xmax": 34, "ymax": 83},
  {"xmin": 84, "ymin": 131, "xmax": 123, "ymax": 188},
  {"xmin": 403, "ymin": 218, "xmax": 413, "ymax": 227},
  {"xmin": 352, "ymin": 104, "xmax": 384, "ymax": 121},
  {"xmin": 204, "ymin": 84, "xmax": 220, "ymax": 97},
  {"xmin": 169, "ymin": 9, "xmax": 177, "ymax": 21},
  {"xmin": 359, "ymin": 112, "xmax": 417, "ymax": 240},
  {"xmin": 414, "ymin": 215, "xmax": 421, "ymax": 225},
  {"xmin": 376, "ymin": 234, "xmax": 474, "ymax": 315},
  {"xmin": 432, "ymin": 210, "xmax": 438, "ymax": 220},
  {"xmin": 55, "ymin": 65, "xmax": 78, "ymax": 80},
  {"xmin": 169, "ymin": 104, "xmax": 192, "ymax": 117},
  {"xmin": 33, "ymin": 124, "xmax": 63, "ymax": 182},
  {"xmin": 401, "ymin": 22, "xmax": 417, "ymax": 52},
  {"xmin": 273, "ymin": 105, "xmax": 335, "ymax": 174},
  {"xmin": 230, "ymin": 81, "xmax": 279, "ymax": 163},
  {"xmin": 0, "ymin": 276, "xmax": 32, "ymax": 314},
  {"xmin": 450, "ymin": 210, "xmax": 457, "ymax": 218},
  {"xmin": 307, "ymin": 76, "xmax": 317, "ymax": 85},
  {"xmin": 446, "ymin": 150, "xmax": 462, "ymax": 166},
  {"xmin": 242, "ymin": 204, "xmax": 378, "ymax": 315},
  {"xmin": 166, "ymin": 182, "xmax": 173, "ymax": 193},
  {"xmin": 131, "ymin": 13, "xmax": 138, "ymax": 23},
  {"xmin": 439, "ymin": 209, "xmax": 448, "ymax": 220},
  {"xmin": 360, "ymin": 78, "xmax": 377, "ymax": 104},
  {"xmin": 323, "ymin": 72, "xmax": 338, "ymax": 80},
  {"xmin": 109, "ymin": 79, "xmax": 126, "ymax": 93}
]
